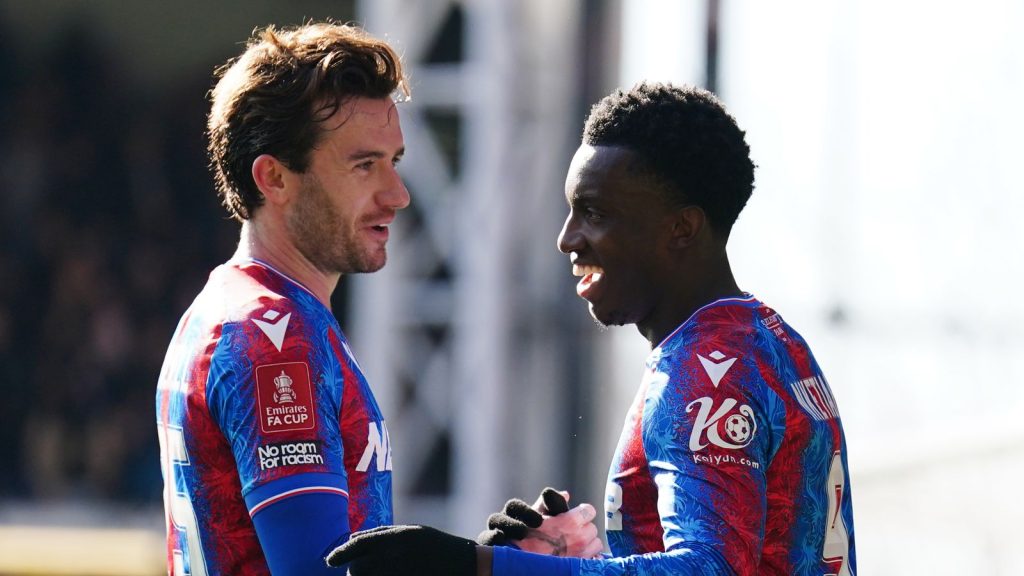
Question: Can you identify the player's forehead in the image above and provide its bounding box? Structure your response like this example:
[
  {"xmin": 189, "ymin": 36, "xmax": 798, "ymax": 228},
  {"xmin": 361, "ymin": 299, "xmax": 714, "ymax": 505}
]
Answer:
[
  {"xmin": 564, "ymin": 144, "xmax": 641, "ymax": 203},
  {"xmin": 326, "ymin": 96, "xmax": 401, "ymax": 127},
  {"xmin": 316, "ymin": 97, "xmax": 405, "ymax": 155}
]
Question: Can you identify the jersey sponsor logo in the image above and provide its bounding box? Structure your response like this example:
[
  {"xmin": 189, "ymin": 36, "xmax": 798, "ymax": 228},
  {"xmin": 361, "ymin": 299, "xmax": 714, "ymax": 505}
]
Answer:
[
  {"xmin": 685, "ymin": 397, "xmax": 757, "ymax": 451},
  {"xmin": 697, "ymin": 350, "xmax": 737, "ymax": 388},
  {"xmin": 790, "ymin": 375, "xmax": 840, "ymax": 421},
  {"xmin": 691, "ymin": 452, "xmax": 761, "ymax": 470},
  {"xmin": 356, "ymin": 421, "xmax": 393, "ymax": 472},
  {"xmin": 258, "ymin": 440, "xmax": 324, "ymax": 471},
  {"xmin": 256, "ymin": 362, "xmax": 316, "ymax": 433},
  {"xmin": 253, "ymin": 309, "xmax": 291, "ymax": 352}
]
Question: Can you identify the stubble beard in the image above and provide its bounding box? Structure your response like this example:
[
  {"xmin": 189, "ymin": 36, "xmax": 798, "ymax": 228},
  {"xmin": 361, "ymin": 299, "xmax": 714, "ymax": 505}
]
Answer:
[
  {"xmin": 589, "ymin": 306, "xmax": 623, "ymax": 329},
  {"xmin": 587, "ymin": 294, "xmax": 642, "ymax": 329},
  {"xmin": 288, "ymin": 174, "xmax": 387, "ymax": 276}
]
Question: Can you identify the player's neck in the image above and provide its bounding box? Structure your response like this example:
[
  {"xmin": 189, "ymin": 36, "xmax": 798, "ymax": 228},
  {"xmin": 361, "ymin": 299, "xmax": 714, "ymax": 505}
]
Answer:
[
  {"xmin": 639, "ymin": 256, "xmax": 742, "ymax": 348},
  {"xmin": 234, "ymin": 220, "xmax": 340, "ymax": 308}
]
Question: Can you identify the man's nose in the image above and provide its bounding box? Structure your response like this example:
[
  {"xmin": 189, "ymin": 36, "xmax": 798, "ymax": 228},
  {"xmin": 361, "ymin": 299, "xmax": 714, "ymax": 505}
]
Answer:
[
  {"xmin": 556, "ymin": 214, "xmax": 580, "ymax": 254},
  {"xmin": 382, "ymin": 167, "xmax": 411, "ymax": 210}
]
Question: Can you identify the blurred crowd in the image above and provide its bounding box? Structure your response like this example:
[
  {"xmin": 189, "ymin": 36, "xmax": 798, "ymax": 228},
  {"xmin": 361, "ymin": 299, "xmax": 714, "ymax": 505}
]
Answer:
[{"xmin": 0, "ymin": 23, "xmax": 237, "ymax": 504}]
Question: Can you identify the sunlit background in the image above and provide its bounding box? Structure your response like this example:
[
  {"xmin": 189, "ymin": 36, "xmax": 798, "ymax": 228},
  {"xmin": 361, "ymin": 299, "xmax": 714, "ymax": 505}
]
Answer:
[{"xmin": 1, "ymin": 1, "xmax": 1021, "ymax": 574}]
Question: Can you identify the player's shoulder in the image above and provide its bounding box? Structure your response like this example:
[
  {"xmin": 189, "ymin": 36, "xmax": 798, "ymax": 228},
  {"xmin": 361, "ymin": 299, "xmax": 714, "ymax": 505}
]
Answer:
[
  {"xmin": 651, "ymin": 296, "xmax": 785, "ymax": 395},
  {"xmin": 201, "ymin": 260, "xmax": 337, "ymax": 359},
  {"xmin": 658, "ymin": 296, "xmax": 762, "ymax": 357},
  {"xmin": 209, "ymin": 260, "xmax": 328, "ymax": 323}
]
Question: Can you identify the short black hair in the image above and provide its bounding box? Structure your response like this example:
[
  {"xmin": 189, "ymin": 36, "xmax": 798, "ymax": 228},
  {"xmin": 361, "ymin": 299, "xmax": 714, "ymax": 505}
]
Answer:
[{"xmin": 583, "ymin": 82, "xmax": 755, "ymax": 236}]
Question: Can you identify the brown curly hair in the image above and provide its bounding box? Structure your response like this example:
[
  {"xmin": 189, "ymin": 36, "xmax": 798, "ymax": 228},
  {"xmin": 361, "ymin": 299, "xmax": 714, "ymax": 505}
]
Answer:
[{"xmin": 207, "ymin": 21, "xmax": 409, "ymax": 221}]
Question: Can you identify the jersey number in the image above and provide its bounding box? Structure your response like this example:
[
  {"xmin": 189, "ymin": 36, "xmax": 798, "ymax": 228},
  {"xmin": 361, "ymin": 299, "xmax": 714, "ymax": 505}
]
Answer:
[
  {"xmin": 158, "ymin": 424, "xmax": 208, "ymax": 576},
  {"xmin": 823, "ymin": 451, "xmax": 852, "ymax": 576}
]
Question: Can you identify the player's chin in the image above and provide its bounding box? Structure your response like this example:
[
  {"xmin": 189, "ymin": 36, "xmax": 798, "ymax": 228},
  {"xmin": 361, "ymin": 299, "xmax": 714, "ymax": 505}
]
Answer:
[
  {"xmin": 587, "ymin": 302, "xmax": 629, "ymax": 328},
  {"xmin": 352, "ymin": 247, "xmax": 388, "ymax": 274}
]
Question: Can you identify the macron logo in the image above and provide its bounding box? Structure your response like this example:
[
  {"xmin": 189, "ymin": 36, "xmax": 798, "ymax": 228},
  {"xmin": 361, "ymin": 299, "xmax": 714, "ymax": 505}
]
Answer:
[
  {"xmin": 253, "ymin": 310, "xmax": 291, "ymax": 352},
  {"xmin": 697, "ymin": 350, "xmax": 737, "ymax": 388}
]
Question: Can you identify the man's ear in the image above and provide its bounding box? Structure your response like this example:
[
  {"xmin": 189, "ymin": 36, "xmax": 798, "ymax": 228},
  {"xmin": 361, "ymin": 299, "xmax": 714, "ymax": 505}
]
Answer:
[
  {"xmin": 669, "ymin": 206, "xmax": 706, "ymax": 250},
  {"xmin": 251, "ymin": 154, "xmax": 294, "ymax": 206}
]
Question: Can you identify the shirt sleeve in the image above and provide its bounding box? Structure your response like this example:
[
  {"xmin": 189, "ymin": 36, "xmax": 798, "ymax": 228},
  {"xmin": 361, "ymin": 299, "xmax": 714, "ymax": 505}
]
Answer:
[
  {"xmin": 636, "ymin": 346, "xmax": 786, "ymax": 573},
  {"xmin": 205, "ymin": 303, "xmax": 353, "ymax": 563},
  {"xmin": 492, "ymin": 544, "xmax": 734, "ymax": 576},
  {"xmin": 207, "ymin": 304, "xmax": 349, "ymax": 498},
  {"xmin": 248, "ymin": 484, "xmax": 351, "ymax": 575}
]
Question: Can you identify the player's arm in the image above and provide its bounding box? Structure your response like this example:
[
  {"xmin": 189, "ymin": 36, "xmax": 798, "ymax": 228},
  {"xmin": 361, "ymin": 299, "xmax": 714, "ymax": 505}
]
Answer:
[
  {"xmin": 489, "ymin": 359, "xmax": 773, "ymax": 574},
  {"xmin": 488, "ymin": 358, "xmax": 770, "ymax": 574},
  {"xmin": 597, "ymin": 352, "xmax": 782, "ymax": 575},
  {"xmin": 209, "ymin": 307, "xmax": 355, "ymax": 574},
  {"xmin": 247, "ymin": 475, "xmax": 352, "ymax": 574},
  {"xmin": 325, "ymin": 473, "xmax": 738, "ymax": 576},
  {"xmin": 326, "ymin": 527, "xmax": 735, "ymax": 576}
]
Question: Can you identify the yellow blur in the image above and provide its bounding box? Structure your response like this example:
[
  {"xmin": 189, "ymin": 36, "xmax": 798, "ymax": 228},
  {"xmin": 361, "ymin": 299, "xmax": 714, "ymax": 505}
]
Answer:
[{"xmin": 0, "ymin": 526, "xmax": 163, "ymax": 576}]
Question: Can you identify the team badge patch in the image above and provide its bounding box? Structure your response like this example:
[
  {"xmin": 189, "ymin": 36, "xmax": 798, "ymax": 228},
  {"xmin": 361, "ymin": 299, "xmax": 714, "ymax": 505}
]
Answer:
[{"xmin": 256, "ymin": 362, "xmax": 316, "ymax": 433}]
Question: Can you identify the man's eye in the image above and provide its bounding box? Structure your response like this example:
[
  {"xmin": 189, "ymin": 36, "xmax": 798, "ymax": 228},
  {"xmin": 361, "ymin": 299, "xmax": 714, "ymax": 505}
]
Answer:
[{"xmin": 357, "ymin": 160, "xmax": 374, "ymax": 170}]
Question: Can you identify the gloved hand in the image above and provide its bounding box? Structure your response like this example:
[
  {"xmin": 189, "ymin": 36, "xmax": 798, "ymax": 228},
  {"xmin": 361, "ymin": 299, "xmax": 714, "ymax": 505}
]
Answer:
[
  {"xmin": 477, "ymin": 487, "xmax": 570, "ymax": 546},
  {"xmin": 326, "ymin": 524, "xmax": 476, "ymax": 575},
  {"xmin": 475, "ymin": 487, "xmax": 602, "ymax": 559}
]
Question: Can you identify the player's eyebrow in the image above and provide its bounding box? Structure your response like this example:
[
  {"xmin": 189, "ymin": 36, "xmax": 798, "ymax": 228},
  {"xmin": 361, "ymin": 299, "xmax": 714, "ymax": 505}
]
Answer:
[
  {"xmin": 569, "ymin": 187, "xmax": 601, "ymax": 206},
  {"xmin": 347, "ymin": 150, "xmax": 384, "ymax": 161},
  {"xmin": 347, "ymin": 147, "xmax": 405, "ymax": 162}
]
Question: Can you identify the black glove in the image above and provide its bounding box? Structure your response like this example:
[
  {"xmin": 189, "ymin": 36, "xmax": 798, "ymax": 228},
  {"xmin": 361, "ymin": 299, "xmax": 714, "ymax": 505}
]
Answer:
[
  {"xmin": 536, "ymin": 487, "xmax": 571, "ymax": 516},
  {"xmin": 326, "ymin": 524, "xmax": 476, "ymax": 575},
  {"xmin": 476, "ymin": 487, "xmax": 570, "ymax": 546}
]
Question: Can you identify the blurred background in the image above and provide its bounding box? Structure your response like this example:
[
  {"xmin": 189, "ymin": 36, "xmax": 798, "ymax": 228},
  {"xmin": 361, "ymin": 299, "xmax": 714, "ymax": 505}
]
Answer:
[{"xmin": 0, "ymin": 0, "xmax": 1021, "ymax": 574}]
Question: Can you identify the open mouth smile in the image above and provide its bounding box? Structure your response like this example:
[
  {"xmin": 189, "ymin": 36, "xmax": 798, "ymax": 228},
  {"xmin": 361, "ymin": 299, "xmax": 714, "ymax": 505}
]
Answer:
[{"xmin": 572, "ymin": 263, "xmax": 604, "ymax": 299}]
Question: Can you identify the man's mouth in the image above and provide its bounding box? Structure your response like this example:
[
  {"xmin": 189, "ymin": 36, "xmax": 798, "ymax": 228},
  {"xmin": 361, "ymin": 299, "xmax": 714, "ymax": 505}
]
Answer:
[
  {"xmin": 366, "ymin": 214, "xmax": 396, "ymax": 238},
  {"xmin": 366, "ymin": 223, "xmax": 390, "ymax": 242},
  {"xmin": 572, "ymin": 264, "xmax": 604, "ymax": 298}
]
